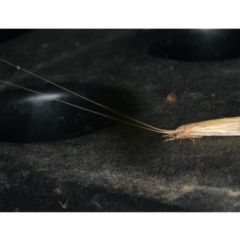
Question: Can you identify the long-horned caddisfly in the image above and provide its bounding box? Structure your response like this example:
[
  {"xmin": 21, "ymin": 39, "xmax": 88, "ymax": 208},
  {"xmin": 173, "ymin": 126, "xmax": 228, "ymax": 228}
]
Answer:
[{"xmin": 0, "ymin": 58, "xmax": 240, "ymax": 141}]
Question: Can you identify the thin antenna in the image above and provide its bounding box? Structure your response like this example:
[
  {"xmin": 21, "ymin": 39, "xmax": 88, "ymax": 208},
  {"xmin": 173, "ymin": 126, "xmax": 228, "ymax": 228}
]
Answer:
[
  {"xmin": 0, "ymin": 80, "xmax": 163, "ymax": 134},
  {"xmin": 0, "ymin": 58, "xmax": 161, "ymax": 132}
]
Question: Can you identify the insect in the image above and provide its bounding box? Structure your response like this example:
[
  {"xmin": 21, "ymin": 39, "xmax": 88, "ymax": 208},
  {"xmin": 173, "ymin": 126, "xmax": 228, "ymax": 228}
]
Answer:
[{"xmin": 0, "ymin": 58, "xmax": 239, "ymax": 141}]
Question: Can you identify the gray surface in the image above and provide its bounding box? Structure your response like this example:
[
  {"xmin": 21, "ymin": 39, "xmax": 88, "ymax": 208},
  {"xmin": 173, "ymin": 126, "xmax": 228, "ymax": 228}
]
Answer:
[{"xmin": 1, "ymin": 30, "xmax": 240, "ymax": 211}]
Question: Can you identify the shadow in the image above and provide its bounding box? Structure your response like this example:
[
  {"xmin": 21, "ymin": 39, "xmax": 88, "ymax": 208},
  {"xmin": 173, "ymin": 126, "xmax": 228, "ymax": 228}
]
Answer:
[
  {"xmin": 0, "ymin": 30, "xmax": 32, "ymax": 44},
  {"xmin": 0, "ymin": 82, "xmax": 137, "ymax": 143},
  {"xmin": 130, "ymin": 29, "xmax": 240, "ymax": 61}
]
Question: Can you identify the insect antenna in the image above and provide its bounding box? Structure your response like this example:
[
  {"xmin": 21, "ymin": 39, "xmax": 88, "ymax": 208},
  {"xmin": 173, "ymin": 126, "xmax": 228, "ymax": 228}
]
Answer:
[
  {"xmin": 0, "ymin": 58, "xmax": 163, "ymax": 133},
  {"xmin": 0, "ymin": 79, "xmax": 163, "ymax": 133}
]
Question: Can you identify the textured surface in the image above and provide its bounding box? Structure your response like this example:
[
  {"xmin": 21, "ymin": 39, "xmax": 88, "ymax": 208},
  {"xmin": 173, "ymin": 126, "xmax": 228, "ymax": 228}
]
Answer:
[{"xmin": 1, "ymin": 30, "xmax": 240, "ymax": 211}]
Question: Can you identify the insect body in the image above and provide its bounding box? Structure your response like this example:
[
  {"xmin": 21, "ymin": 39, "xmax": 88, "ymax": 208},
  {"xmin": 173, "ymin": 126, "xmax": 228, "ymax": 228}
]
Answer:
[
  {"xmin": 160, "ymin": 117, "xmax": 240, "ymax": 141},
  {"xmin": 0, "ymin": 58, "xmax": 239, "ymax": 141}
]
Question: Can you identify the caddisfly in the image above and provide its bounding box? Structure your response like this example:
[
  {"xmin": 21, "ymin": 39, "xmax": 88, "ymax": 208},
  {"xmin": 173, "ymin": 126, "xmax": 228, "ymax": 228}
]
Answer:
[{"xmin": 0, "ymin": 58, "xmax": 239, "ymax": 141}]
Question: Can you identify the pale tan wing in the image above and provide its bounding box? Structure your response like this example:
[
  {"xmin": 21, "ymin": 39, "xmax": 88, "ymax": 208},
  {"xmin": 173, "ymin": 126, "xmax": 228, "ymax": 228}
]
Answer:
[{"xmin": 189, "ymin": 117, "xmax": 240, "ymax": 136}]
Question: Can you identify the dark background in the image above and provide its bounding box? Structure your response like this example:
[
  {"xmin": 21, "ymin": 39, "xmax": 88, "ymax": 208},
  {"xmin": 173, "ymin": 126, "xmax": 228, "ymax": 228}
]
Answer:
[{"xmin": 1, "ymin": 29, "xmax": 240, "ymax": 211}]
